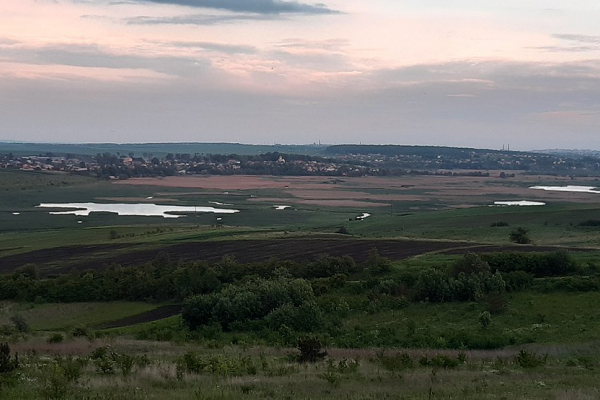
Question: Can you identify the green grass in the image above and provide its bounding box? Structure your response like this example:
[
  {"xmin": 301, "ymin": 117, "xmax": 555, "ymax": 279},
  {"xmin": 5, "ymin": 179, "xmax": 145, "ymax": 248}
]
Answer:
[
  {"xmin": 3, "ymin": 169, "xmax": 600, "ymax": 252},
  {"xmin": 350, "ymin": 203, "xmax": 600, "ymax": 245},
  {"xmin": 341, "ymin": 291, "xmax": 600, "ymax": 347},
  {"xmin": 0, "ymin": 301, "xmax": 159, "ymax": 331}
]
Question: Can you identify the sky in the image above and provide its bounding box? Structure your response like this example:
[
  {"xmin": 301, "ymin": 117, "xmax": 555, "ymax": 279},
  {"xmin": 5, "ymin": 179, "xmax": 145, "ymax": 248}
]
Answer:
[{"xmin": 1, "ymin": 1, "xmax": 600, "ymax": 150}]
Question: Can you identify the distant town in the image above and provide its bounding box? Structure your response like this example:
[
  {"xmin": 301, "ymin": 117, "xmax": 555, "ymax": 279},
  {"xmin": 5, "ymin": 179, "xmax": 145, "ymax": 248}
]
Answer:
[{"xmin": 2, "ymin": 144, "xmax": 600, "ymax": 179}]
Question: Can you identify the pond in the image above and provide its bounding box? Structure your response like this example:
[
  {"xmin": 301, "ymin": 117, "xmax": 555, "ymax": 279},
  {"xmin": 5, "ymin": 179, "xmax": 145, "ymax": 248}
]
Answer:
[
  {"xmin": 36, "ymin": 202, "xmax": 240, "ymax": 219},
  {"xmin": 493, "ymin": 201, "xmax": 546, "ymax": 206},
  {"xmin": 530, "ymin": 185, "xmax": 600, "ymax": 193}
]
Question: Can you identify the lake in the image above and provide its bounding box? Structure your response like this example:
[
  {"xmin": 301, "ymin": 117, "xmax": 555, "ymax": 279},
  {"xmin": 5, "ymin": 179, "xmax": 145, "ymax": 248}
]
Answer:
[
  {"xmin": 493, "ymin": 201, "xmax": 546, "ymax": 206},
  {"xmin": 37, "ymin": 202, "xmax": 240, "ymax": 219},
  {"xmin": 530, "ymin": 185, "xmax": 600, "ymax": 193}
]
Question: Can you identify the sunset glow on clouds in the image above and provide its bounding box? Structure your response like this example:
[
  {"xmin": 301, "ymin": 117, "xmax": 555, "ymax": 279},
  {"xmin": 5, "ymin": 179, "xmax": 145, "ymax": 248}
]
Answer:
[{"xmin": 1, "ymin": 0, "xmax": 600, "ymax": 149}]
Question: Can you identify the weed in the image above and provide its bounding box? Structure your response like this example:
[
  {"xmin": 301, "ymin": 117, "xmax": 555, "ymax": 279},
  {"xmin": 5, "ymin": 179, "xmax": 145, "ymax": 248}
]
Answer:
[
  {"xmin": 327, "ymin": 357, "xmax": 360, "ymax": 374},
  {"xmin": 514, "ymin": 350, "xmax": 547, "ymax": 368},
  {"xmin": 319, "ymin": 371, "xmax": 341, "ymax": 387},
  {"xmin": 118, "ymin": 353, "xmax": 135, "ymax": 378},
  {"xmin": 376, "ymin": 352, "xmax": 414, "ymax": 371}
]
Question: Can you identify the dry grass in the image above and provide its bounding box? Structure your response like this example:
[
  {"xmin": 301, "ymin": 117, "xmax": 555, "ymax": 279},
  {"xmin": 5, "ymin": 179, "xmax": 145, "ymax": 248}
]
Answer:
[
  {"xmin": 4, "ymin": 337, "xmax": 600, "ymax": 399},
  {"xmin": 113, "ymin": 173, "xmax": 600, "ymax": 212}
]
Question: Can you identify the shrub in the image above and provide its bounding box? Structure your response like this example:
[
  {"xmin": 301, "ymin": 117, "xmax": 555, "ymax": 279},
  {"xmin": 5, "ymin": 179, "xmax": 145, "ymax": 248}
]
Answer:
[
  {"xmin": 337, "ymin": 226, "xmax": 349, "ymax": 235},
  {"xmin": 509, "ymin": 227, "xmax": 532, "ymax": 244},
  {"xmin": 182, "ymin": 277, "xmax": 322, "ymax": 332},
  {"xmin": 451, "ymin": 253, "xmax": 490, "ymax": 277},
  {"xmin": 478, "ymin": 311, "xmax": 492, "ymax": 329},
  {"xmin": 534, "ymin": 276, "xmax": 599, "ymax": 292},
  {"xmin": 482, "ymin": 252, "xmax": 576, "ymax": 277},
  {"xmin": 9, "ymin": 315, "xmax": 29, "ymax": 333},
  {"xmin": 414, "ymin": 269, "xmax": 453, "ymax": 302},
  {"xmin": 430, "ymin": 354, "xmax": 460, "ymax": 369},
  {"xmin": 504, "ymin": 271, "xmax": 534, "ymax": 291},
  {"xmin": 47, "ymin": 333, "xmax": 64, "ymax": 344},
  {"xmin": 376, "ymin": 352, "xmax": 413, "ymax": 371},
  {"xmin": 71, "ymin": 326, "xmax": 89, "ymax": 338},
  {"xmin": 490, "ymin": 221, "xmax": 509, "ymax": 227},
  {"xmin": 0, "ymin": 343, "xmax": 19, "ymax": 373},
  {"xmin": 58, "ymin": 356, "xmax": 83, "ymax": 383},
  {"xmin": 296, "ymin": 336, "xmax": 327, "ymax": 363}
]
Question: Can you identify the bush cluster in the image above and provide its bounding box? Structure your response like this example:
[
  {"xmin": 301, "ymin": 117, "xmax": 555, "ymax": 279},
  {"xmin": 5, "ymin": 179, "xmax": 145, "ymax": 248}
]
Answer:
[{"xmin": 182, "ymin": 276, "xmax": 323, "ymax": 333}]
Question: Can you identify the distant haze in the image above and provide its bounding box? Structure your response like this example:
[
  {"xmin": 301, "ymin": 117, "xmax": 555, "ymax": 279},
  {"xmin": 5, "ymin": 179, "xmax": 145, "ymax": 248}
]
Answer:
[{"xmin": 2, "ymin": 1, "xmax": 600, "ymax": 150}]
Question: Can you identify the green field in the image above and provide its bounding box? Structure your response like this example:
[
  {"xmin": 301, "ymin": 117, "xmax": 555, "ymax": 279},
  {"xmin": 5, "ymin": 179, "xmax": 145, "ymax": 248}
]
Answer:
[
  {"xmin": 0, "ymin": 302, "xmax": 158, "ymax": 331},
  {"xmin": 3, "ymin": 169, "xmax": 600, "ymax": 399}
]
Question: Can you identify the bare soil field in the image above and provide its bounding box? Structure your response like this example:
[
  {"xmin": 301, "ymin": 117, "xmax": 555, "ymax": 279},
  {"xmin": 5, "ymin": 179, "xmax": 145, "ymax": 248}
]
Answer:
[
  {"xmin": 113, "ymin": 174, "xmax": 600, "ymax": 208},
  {"xmin": 0, "ymin": 238, "xmax": 587, "ymax": 275},
  {"xmin": 248, "ymin": 197, "xmax": 390, "ymax": 208}
]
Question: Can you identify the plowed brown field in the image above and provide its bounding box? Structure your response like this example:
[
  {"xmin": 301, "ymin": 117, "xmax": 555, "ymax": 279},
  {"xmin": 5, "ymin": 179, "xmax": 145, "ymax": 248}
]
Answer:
[{"xmin": 0, "ymin": 238, "xmax": 586, "ymax": 275}]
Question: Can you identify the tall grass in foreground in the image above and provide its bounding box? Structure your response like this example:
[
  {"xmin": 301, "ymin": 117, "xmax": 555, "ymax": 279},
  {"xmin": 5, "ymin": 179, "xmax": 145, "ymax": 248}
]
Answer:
[{"xmin": 1, "ymin": 338, "xmax": 600, "ymax": 399}]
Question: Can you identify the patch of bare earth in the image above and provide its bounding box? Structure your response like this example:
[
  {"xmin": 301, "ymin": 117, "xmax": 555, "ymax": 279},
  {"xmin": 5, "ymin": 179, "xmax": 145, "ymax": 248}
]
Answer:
[
  {"xmin": 113, "ymin": 173, "xmax": 600, "ymax": 207},
  {"xmin": 112, "ymin": 176, "xmax": 344, "ymax": 191},
  {"xmin": 248, "ymin": 197, "xmax": 389, "ymax": 208}
]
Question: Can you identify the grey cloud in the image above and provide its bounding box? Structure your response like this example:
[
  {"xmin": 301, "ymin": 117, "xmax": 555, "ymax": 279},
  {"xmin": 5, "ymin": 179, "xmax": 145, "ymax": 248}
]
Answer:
[
  {"xmin": 165, "ymin": 41, "xmax": 257, "ymax": 54},
  {"xmin": 535, "ymin": 45, "xmax": 599, "ymax": 53},
  {"xmin": 276, "ymin": 38, "xmax": 349, "ymax": 51},
  {"xmin": 0, "ymin": 43, "xmax": 209, "ymax": 76},
  {"xmin": 4, "ymin": 58, "xmax": 600, "ymax": 150},
  {"xmin": 538, "ymin": 34, "xmax": 600, "ymax": 53},
  {"xmin": 270, "ymin": 49, "xmax": 349, "ymax": 71},
  {"xmin": 0, "ymin": 38, "xmax": 19, "ymax": 46},
  {"xmin": 553, "ymin": 34, "xmax": 600, "ymax": 44},
  {"xmin": 126, "ymin": 14, "xmax": 277, "ymax": 25},
  {"xmin": 131, "ymin": 0, "xmax": 339, "ymax": 15},
  {"xmin": 374, "ymin": 60, "xmax": 600, "ymax": 88},
  {"xmin": 80, "ymin": 14, "xmax": 117, "ymax": 22},
  {"xmin": 365, "ymin": 60, "xmax": 600, "ymax": 130}
]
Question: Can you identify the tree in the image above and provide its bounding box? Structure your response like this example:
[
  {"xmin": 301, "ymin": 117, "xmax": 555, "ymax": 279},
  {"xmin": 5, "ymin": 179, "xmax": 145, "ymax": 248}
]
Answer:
[
  {"xmin": 366, "ymin": 248, "xmax": 392, "ymax": 274},
  {"xmin": 509, "ymin": 227, "xmax": 532, "ymax": 244}
]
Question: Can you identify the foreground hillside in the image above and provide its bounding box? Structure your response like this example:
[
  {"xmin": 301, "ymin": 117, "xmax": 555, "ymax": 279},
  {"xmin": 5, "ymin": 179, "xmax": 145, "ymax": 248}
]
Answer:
[{"xmin": 2, "ymin": 170, "xmax": 600, "ymax": 398}]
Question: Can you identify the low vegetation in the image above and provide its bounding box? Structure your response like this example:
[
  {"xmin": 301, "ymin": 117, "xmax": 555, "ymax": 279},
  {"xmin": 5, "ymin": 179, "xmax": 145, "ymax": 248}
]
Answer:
[
  {"xmin": 2, "ymin": 165, "xmax": 600, "ymax": 398},
  {"xmin": 1, "ymin": 339, "xmax": 600, "ymax": 399}
]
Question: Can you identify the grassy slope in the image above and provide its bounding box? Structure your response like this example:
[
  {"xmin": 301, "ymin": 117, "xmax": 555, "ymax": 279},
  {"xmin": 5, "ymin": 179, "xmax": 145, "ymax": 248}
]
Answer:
[
  {"xmin": 0, "ymin": 301, "xmax": 158, "ymax": 331},
  {"xmin": 341, "ymin": 291, "xmax": 600, "ymax": 346}
]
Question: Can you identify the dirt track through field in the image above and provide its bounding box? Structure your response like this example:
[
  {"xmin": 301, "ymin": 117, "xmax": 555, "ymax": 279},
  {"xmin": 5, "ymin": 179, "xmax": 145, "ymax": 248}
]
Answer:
[{"xmin": 0, "ymin": 238, "xmax": 590, "ymax": 275}]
